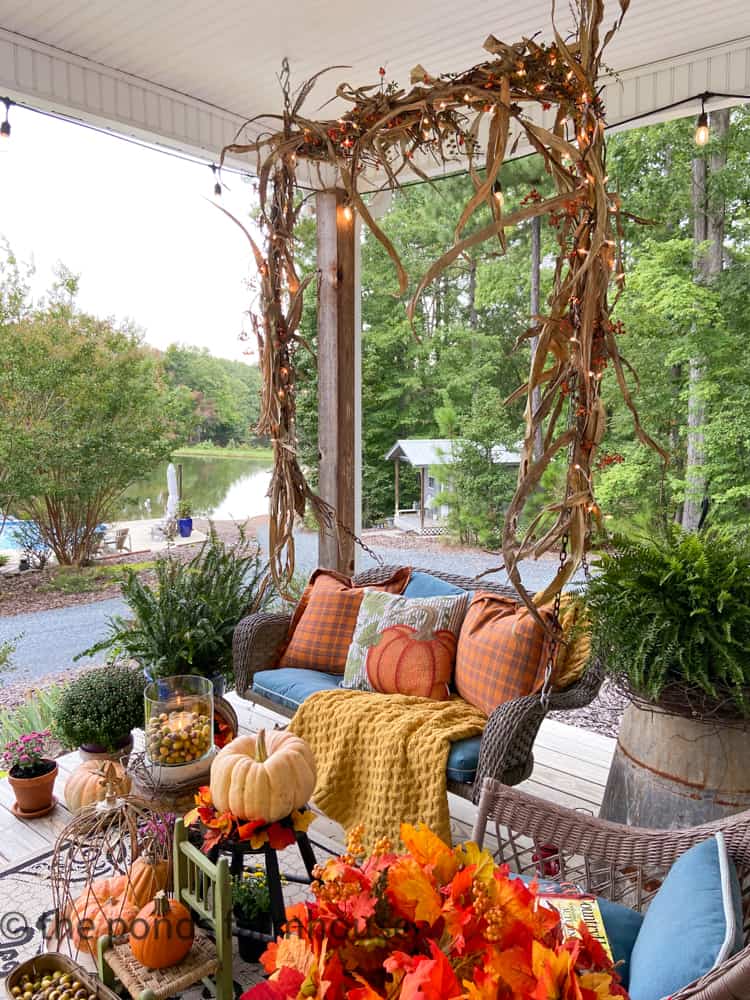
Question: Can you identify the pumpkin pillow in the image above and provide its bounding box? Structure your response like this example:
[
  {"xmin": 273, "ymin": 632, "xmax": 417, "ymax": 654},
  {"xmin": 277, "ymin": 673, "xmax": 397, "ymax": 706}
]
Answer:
[
  {"xmin": 454, "ymin": 592, "xmax": 557, "ymax": 715},
  {"xmin": 278, "ymin": 567, "xmax": 412, "ymax": 674},
  {"xmin": 342, "ymin": 590, "xmax": 469, "ymax": 699}
]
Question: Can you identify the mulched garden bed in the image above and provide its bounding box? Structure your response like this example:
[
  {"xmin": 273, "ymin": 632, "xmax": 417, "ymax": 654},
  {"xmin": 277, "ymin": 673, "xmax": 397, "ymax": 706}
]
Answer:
[{"xmin": 0, "ymin": 519, "xmax": 261, "ymax": 617}]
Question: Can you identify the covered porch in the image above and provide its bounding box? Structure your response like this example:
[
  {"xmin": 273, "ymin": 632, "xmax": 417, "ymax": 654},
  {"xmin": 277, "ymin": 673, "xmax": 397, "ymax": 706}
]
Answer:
[{"xmin": 1, "ymin": 2, "xmax": 750, "ymax": 997}]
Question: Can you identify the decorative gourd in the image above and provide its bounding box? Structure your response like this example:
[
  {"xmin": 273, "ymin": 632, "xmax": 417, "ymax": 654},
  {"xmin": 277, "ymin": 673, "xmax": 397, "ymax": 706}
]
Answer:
[
  {"xmin": 129, "ymin": 891, "xmax": 194, "ymax": 969},
  {"xmin": 366, "ymin": 608, "xmax": 455, "ymax": 700},
  {"xmin": 126, "ymin": 854, "xmax": 170, "ymax": 907},
  {"xmin": 209, "ymin": 729, "xmax": 316, "ymax": 822},
  {"xmin": 71, "ymin": 890, "xmax": 137, "ymax": 954},
  {"xmin": 64, "ymin": 760, "xmax": 132, "ymax": 813}
]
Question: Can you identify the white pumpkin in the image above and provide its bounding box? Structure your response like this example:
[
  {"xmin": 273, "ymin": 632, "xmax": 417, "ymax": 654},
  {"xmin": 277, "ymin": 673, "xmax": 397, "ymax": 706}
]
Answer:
[
  {"xmin": 209, "ymin": 729, "xmax": 316, "ymax": 822},
  {"xmin": 64, "ymin": 760, "xmax": 132, "ymax": 813}
]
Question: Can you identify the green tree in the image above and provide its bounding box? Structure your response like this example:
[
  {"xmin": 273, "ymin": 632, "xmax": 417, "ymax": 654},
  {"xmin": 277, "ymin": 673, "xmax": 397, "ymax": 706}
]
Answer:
[
  {"xmin": 0, "ymin": 256, "xmax": 188, "ymax": 564},
  {"xmin": 163, "ymin": 344, "xmax": 263, "ymax": 445}
]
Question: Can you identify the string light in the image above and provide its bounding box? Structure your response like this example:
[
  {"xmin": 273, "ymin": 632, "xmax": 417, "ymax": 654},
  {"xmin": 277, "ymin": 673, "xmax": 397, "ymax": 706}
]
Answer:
[
  {"xmin": 695, "ymin": 97, "xmax": 709, "ymax": 146},
  {"xmin": 342, "ymin": 203, "xmax": 353, "ymax": 222},
  {"xmin": 1, "ymin": 98, "xmax": 12, "ymax": 139},
  {"xmin": 210, "ymin": 163, "xmax": 222, "ymax": 196},
  {"xmin": 493, "ymin": 178, "xmax": 504, "ymax": 208}
]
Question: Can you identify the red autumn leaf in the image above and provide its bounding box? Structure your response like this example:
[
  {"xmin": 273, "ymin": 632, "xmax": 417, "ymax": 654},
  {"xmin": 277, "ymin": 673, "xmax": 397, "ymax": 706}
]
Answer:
[
  {"xmin": 240, "ymin": 983, "xmax": 284, "ymax": 1000},
  {"xmin": 267, "ymin": 822, "xmax": 296, "ymax": 850},
  {"xmin": 236, "ymin": 817, "xmax": 267, "ymax": 841},
  {"xmin": 275, "ymin": 966, "xmax": 305, "ymax": 997},
  {"xmin": 200, "ymin": 826, "xmax": 227, "ymax": 854},
  {"xmin": 399, "ymin": 941, "xmax": 462, "ymax": 1000}
]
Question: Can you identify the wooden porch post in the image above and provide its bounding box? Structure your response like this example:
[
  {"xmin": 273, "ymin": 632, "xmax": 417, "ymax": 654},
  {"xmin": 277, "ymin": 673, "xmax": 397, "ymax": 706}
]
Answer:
[
  {"xmin": 419, "ymin": 466, "xmax": 426, "ymax": 533},
  {"xmin": 316, "ymin": 188, "xmax": 360, "ymax": 575},
  {"xmin": 394, "ymin": 459, "xmax": 400, "ymax": 518}
]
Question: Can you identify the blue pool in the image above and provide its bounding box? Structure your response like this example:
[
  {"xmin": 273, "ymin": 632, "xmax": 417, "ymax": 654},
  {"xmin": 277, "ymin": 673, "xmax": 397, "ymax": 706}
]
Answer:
[{"xmin": 0, "ymin": 518, "xmax": 26, "ymax": 551}]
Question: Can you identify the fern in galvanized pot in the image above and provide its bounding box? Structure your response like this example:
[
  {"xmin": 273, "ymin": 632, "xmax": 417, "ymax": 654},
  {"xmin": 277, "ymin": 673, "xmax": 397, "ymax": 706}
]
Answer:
[
  {"xmin": 584, "ymin": 527, "xmax": 750, "ymax": 716},
  {"xmin": 80, "ymin": 526, "xmax": 271, "ymax": 682}
]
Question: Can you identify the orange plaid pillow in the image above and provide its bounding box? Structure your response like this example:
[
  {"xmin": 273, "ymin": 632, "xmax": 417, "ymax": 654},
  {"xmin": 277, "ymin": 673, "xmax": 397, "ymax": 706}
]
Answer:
[
  {"xmin": 454, "ymin": 592, "xmax": 555, "ymax": 715},
  {"xmin": 278, "ymin": 567, "xmax": 412, "ymax": 674}
]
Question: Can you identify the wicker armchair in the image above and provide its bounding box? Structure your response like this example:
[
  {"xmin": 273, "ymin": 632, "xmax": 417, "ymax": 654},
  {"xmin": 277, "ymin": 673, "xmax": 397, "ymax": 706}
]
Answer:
[
  {"xmin": 233, "ymin": 564, "xmax": 603, "ymax": 803},
  {"xmin": 473, "ymin": 777, "xmax": 750, "ymax": 1000}
]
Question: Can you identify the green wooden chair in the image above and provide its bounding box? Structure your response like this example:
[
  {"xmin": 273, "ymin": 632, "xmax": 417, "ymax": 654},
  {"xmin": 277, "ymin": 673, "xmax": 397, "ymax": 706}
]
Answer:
[{"xmin": 97, "ymin": 819, "xmax": 233, "ymax": 1000}]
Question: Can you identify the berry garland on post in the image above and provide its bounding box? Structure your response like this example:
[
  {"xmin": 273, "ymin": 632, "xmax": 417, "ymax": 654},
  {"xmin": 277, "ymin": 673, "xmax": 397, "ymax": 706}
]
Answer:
[{"xmin": 219, "ymin": 0, "xmax": 664, "ymax": 609}]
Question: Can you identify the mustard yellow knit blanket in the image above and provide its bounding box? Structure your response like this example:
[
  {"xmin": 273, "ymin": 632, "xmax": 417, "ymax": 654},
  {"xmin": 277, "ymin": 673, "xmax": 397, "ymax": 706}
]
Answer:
[{"xmin": 288, "ymin": 689, "xmax": 486, "ymax": 846}]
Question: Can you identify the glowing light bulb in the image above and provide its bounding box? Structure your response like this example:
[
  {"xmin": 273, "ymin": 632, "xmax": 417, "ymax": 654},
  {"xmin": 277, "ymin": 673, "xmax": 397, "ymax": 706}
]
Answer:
[
  {"xmin": 342, "ymin": 204, "xmax": 353, "ymax": 222},
  {"xmin": 694, "ymin": 111, "xmax": 709, "ymax": 146}
]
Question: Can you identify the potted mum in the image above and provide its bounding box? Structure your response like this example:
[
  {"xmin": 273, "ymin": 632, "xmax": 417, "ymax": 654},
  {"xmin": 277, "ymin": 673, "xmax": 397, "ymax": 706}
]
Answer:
[
  {"xmin": 53, "ymin": 664, "xmax": 146, "ymax": 761},
  {"xmin": 232, "ymin": 868, "xmax": 274, "ymax": 962},
  {"xmin": 2, "ymin": 730, "xmax": 58, "ymax": 817},
  {"xmin": 177, "ymin": 499, "xmax": 193, "ymax": 538},
  {"xmin": 585, "ymin": 526, "xmax": 750, "ymax": 827}
]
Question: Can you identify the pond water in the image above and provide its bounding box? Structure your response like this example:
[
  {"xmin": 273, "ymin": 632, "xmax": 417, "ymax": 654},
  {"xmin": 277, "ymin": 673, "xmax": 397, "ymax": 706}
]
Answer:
[{"xmin": 113, "ymin": 455, "xmax": 272, "ymax": 521}]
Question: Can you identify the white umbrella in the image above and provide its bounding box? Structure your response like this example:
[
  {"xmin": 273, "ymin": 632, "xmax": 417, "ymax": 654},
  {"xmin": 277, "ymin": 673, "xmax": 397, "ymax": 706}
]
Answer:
[{"xmin": 166, "ymin": 462, "xmax": 179, "ymax": 518}]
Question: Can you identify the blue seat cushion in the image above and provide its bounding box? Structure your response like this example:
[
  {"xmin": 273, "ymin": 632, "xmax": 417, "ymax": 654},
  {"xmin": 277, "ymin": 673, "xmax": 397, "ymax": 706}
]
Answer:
[
  {"xmin": 253, "ymin": 668, "xmax": 482, "ymax": 784},
  {"xmin": 403, "ymin": 571, "xmax": 470, "ymax": 600},
  {"xmin": 628, "ymin": 832, "xmax": 744, "ymax": 1000},
  {"xmin": 516, "ymin": 875, "xmax": 643, "ymax": 988},
  {"xmin": 446, "ymin": 735, "xmax": 481, "ymax": 783},
  {"xmin": 252, "ymin": 668, "xmax": 341, "ymax": 712}
]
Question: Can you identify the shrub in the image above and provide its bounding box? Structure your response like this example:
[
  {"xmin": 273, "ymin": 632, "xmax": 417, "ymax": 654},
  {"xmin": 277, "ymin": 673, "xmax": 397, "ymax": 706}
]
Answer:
[
  {"xmin": 0, "ymin": 684, "xmax": 65, "ymax": 746},
  {"xmin": 584, "ymin": 526, "xmax": 750, "ymax": 715},
  {"xmin": 80, "ymin": 527, "xmax": 272, "ymax": 682},
  {"xmin": 53, "ymin": 664, "xmax": 146, "ymax": 750},
  {"xmin": 11, "ymin": 520, "xmax": 52, "ymax": 569}
]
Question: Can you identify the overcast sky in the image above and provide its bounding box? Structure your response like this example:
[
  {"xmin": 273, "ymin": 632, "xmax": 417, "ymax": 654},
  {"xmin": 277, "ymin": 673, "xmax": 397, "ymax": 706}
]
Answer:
[{"xmin": 0, "ymin": 105, "xmax": 259, "ymax": 363}]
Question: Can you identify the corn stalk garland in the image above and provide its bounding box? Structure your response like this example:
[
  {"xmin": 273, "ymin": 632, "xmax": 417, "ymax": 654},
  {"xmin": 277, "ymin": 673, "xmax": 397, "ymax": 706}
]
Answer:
[{"xmin": 221, "ymin": 0, "xmax": 664, "ymax": 609}]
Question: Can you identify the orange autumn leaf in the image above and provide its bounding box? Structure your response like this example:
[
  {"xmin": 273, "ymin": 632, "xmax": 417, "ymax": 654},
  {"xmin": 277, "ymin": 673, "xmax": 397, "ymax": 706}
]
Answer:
[
  {"xmin": 486, "ymin": 943, "xmax": 538, "ymax": 995},
  {"xmin": 398, "ymin": 941, "xmax": 462, "ymax": 1000},
  {"xmin": 387, "ymin": 858, "xmax": 442, "ymax": 925},
  {"xmin": 453, "ymin": 841, "xmax": 496, "ymax": 889},
  {"xmin": 531, "ymin": 941, "xmax": 582, "ymax": 1000},
  {"xmin": 348, "ymin": 975, "xmax": 387, "ymax": 1000},
  {"xmin": 400, "ymin": 822, "xmax": 457, "ymax": 882},
  {"xmin": 578, "ymin": 973, "xmax": 621, "ymax": 1000}
]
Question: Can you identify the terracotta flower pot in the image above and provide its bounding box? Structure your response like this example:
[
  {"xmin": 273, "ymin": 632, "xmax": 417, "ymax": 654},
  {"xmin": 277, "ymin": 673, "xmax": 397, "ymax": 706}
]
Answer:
[{"xmin": 9, "ymin": 760, "xmax": 58, "ymax": 817}]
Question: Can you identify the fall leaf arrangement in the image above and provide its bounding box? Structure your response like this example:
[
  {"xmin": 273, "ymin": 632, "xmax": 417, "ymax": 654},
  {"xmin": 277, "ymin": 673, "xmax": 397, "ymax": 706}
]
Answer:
[
  {"xmin": 218, "ymin": 0, "xmax": 662, "ymax": 614},
  {"xmin": 241, "ymin": 822, "xmax": 627, "ymax": 1000},
  {"xmin": 185, "ymin": 785, "xmax": 315, "ymax": 853}
]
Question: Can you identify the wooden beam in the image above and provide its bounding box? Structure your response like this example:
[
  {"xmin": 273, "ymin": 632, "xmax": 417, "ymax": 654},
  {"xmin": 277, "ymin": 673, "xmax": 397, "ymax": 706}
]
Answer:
[
  {"xmin": 316, "ymin": 189, "xmax": 358, "ymax": 575},
  {"xmin": 394, "ymin": 460, "xmax": 400, "ymax": 516},
  {"xmin": 419, "ymin": 467, "xmax": 426, "ymax": 533}
]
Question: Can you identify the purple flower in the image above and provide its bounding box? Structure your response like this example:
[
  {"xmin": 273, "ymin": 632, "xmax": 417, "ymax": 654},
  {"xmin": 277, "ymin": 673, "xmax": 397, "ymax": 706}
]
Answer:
[{"xmin": 19, "ymin": 754, "xmax": 30, "ymax": 763}]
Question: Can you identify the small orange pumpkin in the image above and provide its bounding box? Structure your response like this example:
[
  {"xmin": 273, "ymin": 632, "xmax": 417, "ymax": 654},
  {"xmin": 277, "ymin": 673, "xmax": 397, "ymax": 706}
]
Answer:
[
  {"xmin": 129, "ymin": 891, "xmax": 194, "ymax": 969},
  {"xmin": 126, "ymin": 854, "xmax": 170, "ymax": 907},
  {"xmin": 71, "ymin": 889, "xmax": 138, "ymax": 955},
  {"xmin": 366, "ymin": 608, "xmax": 455, "ymax": 700}
]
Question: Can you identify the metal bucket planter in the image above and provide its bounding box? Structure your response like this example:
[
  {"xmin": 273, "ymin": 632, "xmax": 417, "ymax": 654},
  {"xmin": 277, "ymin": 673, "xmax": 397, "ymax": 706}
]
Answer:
[{"xmin": 600, "ymin": 701, "xmax": 750, "ymax": 828}]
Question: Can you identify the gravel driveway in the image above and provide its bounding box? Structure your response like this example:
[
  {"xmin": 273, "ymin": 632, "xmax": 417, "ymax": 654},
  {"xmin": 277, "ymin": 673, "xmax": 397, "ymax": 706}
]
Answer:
[{"xmin": 1, "ymin": 525, "xmax": 622, "ymax": 736}]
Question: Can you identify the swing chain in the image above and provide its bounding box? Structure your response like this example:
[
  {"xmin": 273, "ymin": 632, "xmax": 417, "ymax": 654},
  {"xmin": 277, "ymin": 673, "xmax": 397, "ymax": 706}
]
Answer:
[{"xmin": 540, "ymin": 531, "xmax": 568, "ymax": 710}]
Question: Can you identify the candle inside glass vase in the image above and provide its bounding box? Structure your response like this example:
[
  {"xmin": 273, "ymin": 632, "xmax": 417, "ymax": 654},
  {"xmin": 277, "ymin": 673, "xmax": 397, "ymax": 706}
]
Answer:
[{"xmin": 144, "ymin": 676, "xmax": 214, "ymax": 766}]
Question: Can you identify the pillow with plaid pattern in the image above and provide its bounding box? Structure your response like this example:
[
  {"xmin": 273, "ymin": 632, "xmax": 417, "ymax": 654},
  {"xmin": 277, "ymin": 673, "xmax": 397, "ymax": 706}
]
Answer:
[
  {"xmin": 278, "ymin": 567, "xmax": 412, "ymax": 674},
  {"xmin": 454, "ymin": 592, "xmax": 555, "ymax": 715},
  {"xmin": 342, "ymin": 590, "xmax": 469, "ymax": 699}
]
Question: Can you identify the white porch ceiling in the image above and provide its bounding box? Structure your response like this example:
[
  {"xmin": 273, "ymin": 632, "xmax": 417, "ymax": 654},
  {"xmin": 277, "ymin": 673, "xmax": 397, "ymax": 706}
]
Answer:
[{"xmin": 0, "ymin": 0, "xmax": 749, "ymax": 175}]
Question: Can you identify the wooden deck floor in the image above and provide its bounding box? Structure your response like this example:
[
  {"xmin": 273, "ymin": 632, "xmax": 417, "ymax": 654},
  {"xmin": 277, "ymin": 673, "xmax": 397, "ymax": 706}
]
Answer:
[{"xmin": 0, "ymin": 692, "xmax": 614, "ymax": 869}]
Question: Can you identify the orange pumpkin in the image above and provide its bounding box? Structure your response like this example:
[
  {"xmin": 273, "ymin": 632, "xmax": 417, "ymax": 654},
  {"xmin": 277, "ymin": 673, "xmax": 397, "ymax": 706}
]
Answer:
[
  {"xmin": 126, "ymin": 855, "xmax": 170, "ymax": 908},
  {"xmin": 71, "ymin": 889, "xmax": 138, "ymax": 955},
  {"xmin": 366, "ymin": 612, "xmax": 456, "ymax": 700},
  {"xmin": 129, "ymin": 891, "xmax": 194, "ymax": 969}
]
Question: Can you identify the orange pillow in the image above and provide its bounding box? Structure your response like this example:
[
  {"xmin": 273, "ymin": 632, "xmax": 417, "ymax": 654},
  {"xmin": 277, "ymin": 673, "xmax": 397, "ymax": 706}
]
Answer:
[
  {"xmin": 278, "ymin": 568, "xmax": 412, "ymax": 674},
  {"xmin": 454, "ymin": 592, "xmax": 555, "ymax": 715}
]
